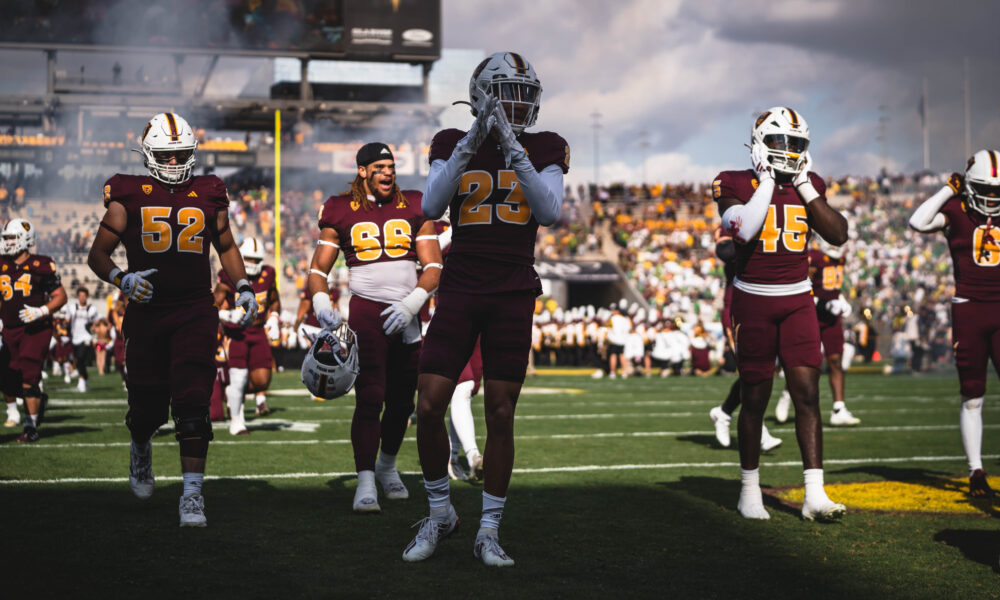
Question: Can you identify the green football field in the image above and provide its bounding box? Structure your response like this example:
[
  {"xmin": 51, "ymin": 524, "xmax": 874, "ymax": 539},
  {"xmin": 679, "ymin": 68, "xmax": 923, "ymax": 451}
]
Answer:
[{"xmin": 2, "ymin": 369, "xmax": 998, "ymax": 598}]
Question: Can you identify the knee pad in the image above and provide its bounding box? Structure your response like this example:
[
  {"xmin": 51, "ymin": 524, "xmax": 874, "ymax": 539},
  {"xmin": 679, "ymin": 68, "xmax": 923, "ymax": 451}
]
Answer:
[
  {"xmin": 173, "ymin": 407, "xmax": 214, "ymax": 443},
  {"xmin": 22, "ymin": 383, "xmax": 43, "ymax": 398}
]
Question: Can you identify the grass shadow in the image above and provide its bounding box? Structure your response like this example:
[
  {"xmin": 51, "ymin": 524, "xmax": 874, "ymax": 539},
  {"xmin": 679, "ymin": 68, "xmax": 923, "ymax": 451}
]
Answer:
[{"xmin": 933, "ymin": 529, "xmax": 1000, "ymax": 573}]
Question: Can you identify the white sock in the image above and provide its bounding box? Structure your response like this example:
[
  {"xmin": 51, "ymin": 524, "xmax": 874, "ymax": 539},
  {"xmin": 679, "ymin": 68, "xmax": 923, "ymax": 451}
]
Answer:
[
  {"xmin": 375, "ymin": 451, "xmax": 397, "ymax": 474},
  {"xmin": 27, "ymin": 413, "xmax": 38, "ymax": 427},
  {"xmin": 227, "ymin": 368, "xmax": 248, "ymax": 426},
  {"xmin": 960, "ymin": 396, "xmax": 984, "ymax": 474},
  {"xmin": 424, "ymin": 476, "xmax": 451, "ymax": 517},
  {"xmin": 6, "ymin": 401, "xmax": 18, "ymax": 418},
  {"xmin": 255, "ymin": 393, "xmax": 266, "ymax": 407},
  {"xmin": 450, "ymin": 380, "xmax": 479, "ymax": 455},
  {"xmin": 832, "ymin": 401, "xmax": 846, "ymax": 412},
  {"xmin": 480, "ymin": 491, "xmax": 505, "ymax": 531},
  {"xmin": 182, "ymin": 472, "xmax": 204, "ymax": 498},
  {"xmin": 803, "ymin": 468, "xmax": 832, "ymax": 505},
  {"xmin": 738, "ymin": 468, "xmax": 769, "ymax": 519}
]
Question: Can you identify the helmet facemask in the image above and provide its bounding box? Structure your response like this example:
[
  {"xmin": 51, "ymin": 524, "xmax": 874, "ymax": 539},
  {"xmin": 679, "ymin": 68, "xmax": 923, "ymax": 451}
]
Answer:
[
  {"xmin": 1, "ymin": 219, "xmax": 34, "ymax": 256},
  {"xmin": 469, "ymin": 52, "xmax": 542, "ymax": 136},
  {"xmin": 762, "ymin": 134, "xmax": 809, "ymax": 175},
  {"xmin": 751, "ymin": 107, "xmax": 811, "ymax": 176},
  {"xmin": 139, "ymin": 113, "xmax": 198, "ymax": 185},
  {"xmin": 964, "ymin": 149, "xmax": 1000, "ymax": 217}
]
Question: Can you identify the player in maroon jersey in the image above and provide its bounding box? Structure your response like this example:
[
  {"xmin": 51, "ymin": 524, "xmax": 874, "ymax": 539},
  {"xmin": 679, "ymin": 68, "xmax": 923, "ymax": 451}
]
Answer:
[
  {"xmin": 306, "ymin": 142, "xmax": 443, "ymax": 513},
  {"xmin": 909, "ymin": 149, "xmax": 1000, "ymax": 498},
  {"xmin": 402, "ymin": 52, "xmax": 568, "ymax": 567},
  {"xmin": 0, "ymin": 218, "xmax": 67, "ymax": 441},
  {"xmin": 215, "ymin": 236, "xmax": 280, "ymax": 434},
  {"xmin": 716, "ymin": 107, "xmax": 847, "ymax": 521},
  {"xmin": 87, "ymin": 112, "xmax": 259, "ymax": 527}
]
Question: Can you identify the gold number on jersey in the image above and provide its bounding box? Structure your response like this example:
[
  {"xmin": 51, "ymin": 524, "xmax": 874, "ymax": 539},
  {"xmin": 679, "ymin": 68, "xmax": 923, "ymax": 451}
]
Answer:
[
  {"xmin": 822, "ymin": 265, "xmax": 844, "ymax": 290},
  {"xmin": 0, "ymin": 274, "xmax": 32, "ymax": 301},
  {"xmin": 350, "ymin": 220, "xmax": 413, "ymax": 262},
  {"xmin": 457, "ymin": 170, "xmax": 533, "ymax": 227},
  {"xmin": 177, "ymin": 207, "xmax": 206, "ymax": 254},
  {"xmin": 496, "ymin": 170, "xmax": 531, "ymax": 225},
  {"xmin": 760, "ymin": 205, "xmax": 809, "ymax": 253},
  {"xmin": 973, "ymin": 225, "xmax": 1000, "ymax": 267}
]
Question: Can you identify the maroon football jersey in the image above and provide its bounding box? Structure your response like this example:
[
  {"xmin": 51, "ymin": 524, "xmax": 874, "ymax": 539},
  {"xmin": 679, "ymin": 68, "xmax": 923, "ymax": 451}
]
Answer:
[
  {"xmin": 809, "ymin": 249, "xmax": 844, "ymax": 302},
  {"xmin": 0, "ymin": 254, "xmax": 61, "ymax": 330},
  {"xmin": 714, "ymin": 169, "xmax": 826, "ymax": 285},
  {"xmin": 429, "ymin": 129, "xmax": 570, "ymax": 295},
  {"xmin": 104, "ymin": 174, "xmax": 230, "ymax": 306},
  {"xmin": 941, "ymin": 196, "xmax": 1000, "ymax": 302},
  {"xmin": 318, "ymin": 190, "xmax": 426, "ymax": 269},
  {"xmin": 219, "ymin": 264, "xmax": 277, "ymax": 329}
]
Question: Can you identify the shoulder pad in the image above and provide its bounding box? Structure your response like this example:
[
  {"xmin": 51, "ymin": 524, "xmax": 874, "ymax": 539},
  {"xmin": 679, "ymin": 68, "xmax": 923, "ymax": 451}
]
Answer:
[
  {"xmin": 713, "ymin": 170, "xmax": 756, "ymax": 203},
  {"xmin": 429, "ymin": 129, "xmax": 465, "ymax": 164},
  {"xmin": 102, "ymin": 174, "xmax": 144, "ymax": 208},
  {"xmin": 523, "ymin": 131, "xmax": 570, "ymax": 174}
]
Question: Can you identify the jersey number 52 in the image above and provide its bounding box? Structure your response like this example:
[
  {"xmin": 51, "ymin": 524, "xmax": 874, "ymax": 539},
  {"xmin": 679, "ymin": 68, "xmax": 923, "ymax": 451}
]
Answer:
[{"xmin": 141, "ymin": 207, "xmax": 206, "ymax": 254}]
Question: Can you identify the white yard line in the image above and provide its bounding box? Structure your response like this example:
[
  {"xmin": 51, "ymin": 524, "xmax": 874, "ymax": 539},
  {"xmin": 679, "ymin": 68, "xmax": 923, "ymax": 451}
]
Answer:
[{"xmin": 3, "ymin": 454, "xmax": 997, "ymax": 485}]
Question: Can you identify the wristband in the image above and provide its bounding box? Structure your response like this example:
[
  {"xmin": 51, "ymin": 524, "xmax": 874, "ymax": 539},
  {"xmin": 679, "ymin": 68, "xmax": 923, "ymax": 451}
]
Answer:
[
  {"xmin": 40, "ymin": 305, "xmax": 50, "ymax": 317},
  {"xmin": 795, "ymin": 180, "xmax": 820, "ymax": 204},
  {"xmin": 312, "ymin": 291, "xmax": 333, "ymax": 315},
  {"xmin": 108, "ymin": 267, "xmax": 124, "ymax": 287},
  {"xmin": 236, "ymin": 278, "xmax": 253, "ymax": 295}
]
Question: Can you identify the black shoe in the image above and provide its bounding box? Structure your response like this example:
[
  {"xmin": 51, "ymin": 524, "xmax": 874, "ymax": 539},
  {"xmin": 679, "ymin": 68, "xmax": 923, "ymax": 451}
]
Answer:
[
  {"xmin": 15, "ymin": 426, "xmax": 39, "ymax": 443},
  {"xmin": 37, "ymin": 393, "xmax": 48, "ymax": 426},
  {"xmin": 970, "ymin": 469, "xmax": 995, "ymax": 498}
]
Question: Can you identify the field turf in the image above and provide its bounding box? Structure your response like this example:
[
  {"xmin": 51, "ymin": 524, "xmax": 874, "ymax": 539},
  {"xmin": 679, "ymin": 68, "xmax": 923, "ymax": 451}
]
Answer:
[{"xmin": 2, "ymin": 370, "xmax": 998, "ymax": 598}]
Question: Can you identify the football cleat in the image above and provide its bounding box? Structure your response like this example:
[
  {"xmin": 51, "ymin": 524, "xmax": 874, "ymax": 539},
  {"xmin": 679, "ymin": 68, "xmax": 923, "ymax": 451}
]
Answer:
[
  {"xmin": 469, "ymin": 453, "xmax": 485, "ymax": 484},
  {"xmin": 179, "ymin": 494, "xmax": 207, "ymax": 527},
  {"xmin": 402, "ymin": 505, "xmax": 459, "ymax": 562},
  {"xmin": 447, "ymin": 456, "xmax": 468, "ymax": 481},
  {"xmin": 254, "ymin": 401, "xmax": 271, "ymax": 417},
  {"xmin": 830, "ymin": 408, "xmax": 861, "ymax": 426},
  {"xmin": 801, "ymin": 500, "xmax": 847, "ymax": 522},
  {"xmin": 15, "ymin": 426, "xmax": 39, "ymax": 443},
  {"xmin": 969, "ymin": 469, "xmax": 995, "ymax": 498},
  {"xmin": 76, "ymin": 378, "xmax": 87, "ymax": 393},
  {"xmin": 474, "ymin": 528, "xmax": 515, "ymax": 567},
  {"xmin": 775, "ymin": 390, "xmax": 792, "ymax": 423},
  {"xmin": 129, "ymin": 440, "xmax": 155, "ymax": 500},
  {"xmin": 709, "ymin": 405, "xmax": 732, "ymax": 448},
  {"xmin": 375, "ymin": 467, "xmax": 409, "ymax": 501},
  {"xmin": 737, "ymin": 486, "xmax": 770, "ymax": 520},
  {"xmin": 760, "ymin": 424, "xmax": 782, "ymax": 452},
  {"xmin": 353, "ymin": 482, "xmax": 381, "ymax": 514},
  {"xmin": 4, "ymin": 404, "xmax": 19, "ymax": 427}
]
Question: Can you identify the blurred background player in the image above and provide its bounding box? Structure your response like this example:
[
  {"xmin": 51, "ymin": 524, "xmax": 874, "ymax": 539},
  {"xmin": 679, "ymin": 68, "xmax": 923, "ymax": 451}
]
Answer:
[
  {"xmin": 306, "ymin": 142, "xmax": 442, "ymax": 513},
  {"xmin": 215, "ymin": 236, "xmax": 280, "ymax": 434},
  {"xmin": 64, "ymin": 286, "xmax": 98, "ymax": 393},
  {"xmin": 405, "ymin": 51, "xmax": 568, "ymax": 567},
  {"xmin": 88, "ymin": 112, "xmax": 258, "ymax": 527},
  {"xmin": 716, "ymin": 107, "xmax": 848, "ymax": 521},
  {"xmin": 909, "ymin": 149, "xmax": 1000, "ymax": 498},
  {"xmin": 0, "ymin": 218, "xmax": 67, "ymax": 442}
]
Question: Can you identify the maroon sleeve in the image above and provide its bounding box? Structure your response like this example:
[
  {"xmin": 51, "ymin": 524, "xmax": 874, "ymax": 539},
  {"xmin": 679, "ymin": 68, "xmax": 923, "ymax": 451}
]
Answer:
[
  {"xmin": 713, "ymin": 170, "xmax": 754, "ymax": 205},
  {"xmin": 428, "ymin": 129, "xmax": 464, "ymax": 164},
  {"xmin": 318, "ymin": 196, "xmax": 343, "ymax": 231},
  {"xmin": 217, "ymin": 268, "xmax": 234, "ymax": 290},
  {"xmin": 808, "ymin": 172, "xmax": 828, "ymax": 199},
  {"xmin": 206, "ymin": 175, "xmax": 230, "ymax": 210},
  {"xmin": 940, "ymin": 196, "xmax": 963, "ymax": 224},
  {"xmin": 103, "ymin": 174, "xmax": 128, "ymax": 208},
  {"xmin": 405, "ymin": 190, "xmax": 428, "ymax": 231},
  {"xmin": 526, "ymin": 132, "xmax": 570, "ymax": 174}
]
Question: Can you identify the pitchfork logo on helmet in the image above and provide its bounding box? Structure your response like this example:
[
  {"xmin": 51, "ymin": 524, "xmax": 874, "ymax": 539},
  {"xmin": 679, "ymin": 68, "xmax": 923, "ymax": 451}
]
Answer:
[
  {"xmin": 239, "ymin": 237, "xmax": 265, "ymax": 277},
  {"xmin": 138, "ymin": 112, "xmax": 198, "ymax": 185},
  {"xmin": 301, "ymin": 323, "xmax": 360, "ymax": 400},
  {"xmin": 751, "ymin": 107, "xmax": 810, "ymax": 175},
  {"xmin": 964, "ymin": 149, "xmax": 1000, "ymax": 217},
  {"xmin": 469, "ymin": 51, "xmax": 542, "ymax": 135},
  {"xmin": 1, "ymin": 218, "xmax": 36, "ymax": 256}
]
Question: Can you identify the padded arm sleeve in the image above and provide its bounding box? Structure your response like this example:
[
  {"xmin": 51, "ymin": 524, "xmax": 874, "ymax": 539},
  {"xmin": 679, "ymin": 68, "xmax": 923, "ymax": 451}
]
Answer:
[
  {"xmin": 423, "ymin": 139, "xmax": 478, "ymax": 219},
  {"xmin": 908, "ymin": 185, "xmax": 953, "ymax": 232},
  {"xmin": 721, "ymin": 178, "xmax": 776, "ymax": 243},
  {"xmin": 509, "ymin": 152, "xmax": 564, "ymax": 226}
]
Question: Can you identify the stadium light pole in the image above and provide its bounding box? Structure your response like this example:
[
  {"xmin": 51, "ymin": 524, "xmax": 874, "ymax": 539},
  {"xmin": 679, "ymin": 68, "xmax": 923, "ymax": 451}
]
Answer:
[
  {"xmin": 877, "ymin": 105, "xmax": 889, "ymax": 176},
  {"xmin": 591, "ymin": 111, "xmax": 602, "ymax": 188}
]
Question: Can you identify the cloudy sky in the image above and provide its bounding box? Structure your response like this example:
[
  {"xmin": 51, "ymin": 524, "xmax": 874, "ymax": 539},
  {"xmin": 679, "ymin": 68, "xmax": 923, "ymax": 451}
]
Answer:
[
  {"xmin": 441, "ymin": 0, "xmax": 1000, "ymax": 184},
  {"xmin": 0, "ymin": 0, "xmax": 996, "ymax": 185}
]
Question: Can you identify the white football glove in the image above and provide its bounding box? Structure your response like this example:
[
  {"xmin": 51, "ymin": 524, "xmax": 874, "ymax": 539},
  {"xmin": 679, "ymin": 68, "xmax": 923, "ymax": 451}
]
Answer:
[
  {"xmin": 117, "ymin": 268, "xmax": 157, "ymax": 304},
  {"xmin": 218, "ymin": 309, "xmax": 243, "ymax": 325},
  {"xmin": 456, "ymin": 88, "xmax": 498, "ymax": 155},
  {"xmin": 793, "ymin": 151, "xmax": 820, "ymax": 203},
  {"xmin": 234, "ymin": 279, "xmax": 259, "ymax": 328},
  {"xmin": 18, "ymin": 305, "xmax": 49, "ymax": 324},
  {"xmin": 380, "ymin": 288, "xmax": 429, "ymax": 336},
  {"xmin": 837, "ymin": 294, "xmax": 853, "ymax": 318},
  {"xmin": 492, "ymin": 99, "xmax": 524, "ymax": 168},
  {"xmin": 750, "ymin": 142, "xmax": 774, "ymax": 183},
  {"xmin": 317, "ymin": 307, "xmax": 343, "ymax": 332},
  {"xmin": 825, "ymin": 299, "xmax": 843, "ymax": 317},
  {"xmin": 265, "ymin": 312, "xmax": 280, "ymax": 341}
]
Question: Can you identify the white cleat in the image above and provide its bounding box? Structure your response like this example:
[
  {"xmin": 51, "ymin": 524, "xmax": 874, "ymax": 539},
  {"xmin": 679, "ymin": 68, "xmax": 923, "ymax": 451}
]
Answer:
[
  {"xmin": 590, "ymin": 369, "xmax": 604, "ymax": 379},
  {"xmin": 402, "ymin": 505, "xmax": 459, "ymax": 562},
  {"xmin": 4, "ymin": 408, "xmax": 19, "ymax": 427},
  {"xmin": 802, "ymin": 499, "xmax": 847, "ymax": 522},
  {"xmin": 830, "ymin": 408, "xmax": 861, "ymax": 426},
  {"xmin": 76, "ymin": 378, "xmax": 87, "ymax": 393},
  {"xmin": 709, "ymin": 406, "xmax": 732, "ymax": 447},
  {"xmin": 447, "ymin": 456, "xmax": 468, "ymax": 481},
  {"xmin": 468, "ymin": 453, "xmax": 484, "ymax": 484},
  {"xmin": 474, "ymin": 528, "xmax": 515, "ymax": 567},
  {"xmin": 737, "ymin": 486, "xmax": 771, "ymax": 520},
  {"xmin": 353, "ymin": 481, "xmax": 381, "ymax": 513},
  {"xmin": 228, "ymin": 417, "xmax": 249, "ymax": 436},
  {"xmin": 179, "ymin": 494, "xmax": 207, "ymax": 527},
  {"xmin": 375, "ymin": 467, "xmax": 409, "ymax": 501},
  {"xmin": 128, "ymin": 440, "xmax": 155, "ymax": 500},
  {"xmin": 775, "ymin": 390, "xmax": 792, "ymax": 423},
  {"xmin": 760, "ymin": 424, "xmax": 782, "ymax": 452}
]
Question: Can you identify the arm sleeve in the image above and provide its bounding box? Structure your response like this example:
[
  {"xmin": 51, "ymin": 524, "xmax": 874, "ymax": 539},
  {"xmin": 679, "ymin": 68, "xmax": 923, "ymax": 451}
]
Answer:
[
  {"xmin": 721, "ymin": 178, "xmax": 776, "ymax": 243},
  {"xmin": 909, "ymin": 184, "xmax": 954, "ymax": 232},
  {"xmin": 424, "ymin": 150, "xmax": 474, "ymax": 220},
  {"xmin": 509, "ymin": 154, "xmax": 563, "ymax": 226}
]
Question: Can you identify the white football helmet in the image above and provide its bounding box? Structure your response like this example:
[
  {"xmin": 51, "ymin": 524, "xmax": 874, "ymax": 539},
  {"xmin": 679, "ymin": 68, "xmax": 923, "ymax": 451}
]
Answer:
[
  {"xmin": 469, "ymin": 51, "xmax": 542, "ymax": 135},
  {"xmin": 138, "ymin": 112, "xmax": 198, "ymax": 185},
  {"xmin": 965, "ymin": 149, "xmax": 1000, "ymax": 217},
  {"xmin": 240, "ymin": 237, "xmax": 265, "ymax": 276},
  {"xmin": 751, "ymin": 107, "xmax": 810, "ymax": 175},
  {"xmin": 1, "ymin": 218, "xmax": 36, "ymax": 256},
  {"xmin": 301, "ymin": 323, "xmax": 359, "ymax": 400},
  {"xmin": 814, "ymin": 233, "xmax": 844, "ymax": 260}
]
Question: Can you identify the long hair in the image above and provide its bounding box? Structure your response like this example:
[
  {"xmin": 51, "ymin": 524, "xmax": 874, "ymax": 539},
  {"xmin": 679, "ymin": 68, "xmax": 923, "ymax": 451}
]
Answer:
[{"xmin": 345, "ymin": 174, "xmax": 407, "ymax": 211}]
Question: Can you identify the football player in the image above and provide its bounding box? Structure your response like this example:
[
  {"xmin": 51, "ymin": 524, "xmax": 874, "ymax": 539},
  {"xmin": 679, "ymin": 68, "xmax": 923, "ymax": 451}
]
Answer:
[
  {"xmin": 716, "ymin": 107, "xmax": 848, "ymax": 521},
  {"xmin": 0, "ymin": 218, "xmax": 66, "ymax": 441},
  {"xmin": 215, "ymin": 236, "xmax": 280, "ymax": 434},
  {"xmin": 306, "ymin": 142, "xmax": 443, "ymax": 513},
  {"xmin": 88, "ymin": 112, "xmax": 259, "ymax": 526},
  {"xmin": 909, "ymin": 149, "xmax": 1000, "ymax": 498},
  {"xmin": 404, "ymin": 51, "xmax": 568, "ymax": 567}
]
